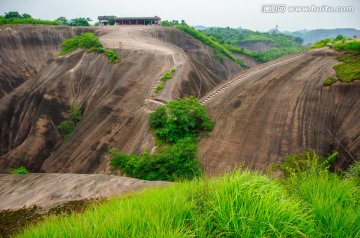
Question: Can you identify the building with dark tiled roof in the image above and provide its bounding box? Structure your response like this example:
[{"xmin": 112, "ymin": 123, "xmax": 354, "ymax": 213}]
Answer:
[{"xmin": 98, "ymin": 16, "xmax": 161, "ymax": 26}]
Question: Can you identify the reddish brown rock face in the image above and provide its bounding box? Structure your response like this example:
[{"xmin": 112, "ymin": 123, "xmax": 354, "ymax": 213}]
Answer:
[
  {"xmin": 0, "ymin": 26, "xmax": 358, "ymax": 175},
  {"xmin": 0, "ymin": 26, "xmax": 241, "ymax": 173},
  {"xmin": 199, "ymin": 49, "xmax": 360, "ymax": 174}
]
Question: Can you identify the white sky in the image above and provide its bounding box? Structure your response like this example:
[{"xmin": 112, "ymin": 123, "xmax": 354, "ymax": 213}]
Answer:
[{"xmin": 0, "ymin": 0, "xmax": 359, "ymax": 31}]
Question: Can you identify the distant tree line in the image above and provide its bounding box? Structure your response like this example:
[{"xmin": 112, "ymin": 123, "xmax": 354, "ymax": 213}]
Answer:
[
  {"xmin": 0, "ymin": 11, "xmax": 59, "ymax": 25},
  {"xmin": 55, "ymin": 16, "xmax": 92, "ymax": 26},
  {"xmin": 0, "ymin": 11, "xmax": 93, "ymax": 26}
]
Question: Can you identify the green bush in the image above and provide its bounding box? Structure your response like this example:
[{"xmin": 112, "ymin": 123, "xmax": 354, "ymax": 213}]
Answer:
[
  {"xmin": 309, "ymin": 38, "xmax": 331, "ymax": 49},
  {"xmin": 68, "ymin": 18, "xmax": 90, "ymax": 26},
  {"xmin": 149, "ymin": 97, "xmax": 215, "ymax": 143},
  {"xmin": 110, "ymin": 137, "xmax": 201, "ymax": 181},
  {"xmin": 335, "ymin": 34, "xmax": 347, "ymax": 42},
  {"xmin": 280, "ymin": 151, "xmax": 337, "ymax": 176},
  {"xmin": 105, "ymin": 49, "xmax": 120, "ymax": 63},
  {"xmin": 347, "ymin": 161, "xmax": 360, "ymax": 185},
  {"xmin": 155, "ymin": 82, "xmax": 163, "ymax": 94},
  {"xmin": 110, "ymin": 97, "xmax": 214, "ymax": 181},
  {"xmin": 323, "ymin": 76, "xmax": 337, "ymax": 86},
  {"xmin": 59, "ymin": 33, "xmax": 120, "ymax": 63},
  {"xmin": 156, "ymin": 69, "xmax": 176, "ymax": 93},
  {"xmin": 68, "ymin": 103, "xmax": 82, "ymax": 123},
  {"xmin": 162, "ymin": 72, "xmax": 172, "ymax": 81},
  {"xmin": 60, "ymin": 33, "xmax": 102, "ymax": 55},
  {"xmin": 57, "ymin": 104, "xmax": 83, "ymax": 140},
  {"xmin": 56, "ymin": 120, "xmax": 75, "ymax": 140},
  {"xmin": 10, "ymin": 166, "xmax": 29, "ymax": 174},
  {"xmin": 96, "ymin": 47, "xmax": 105, "ymax": 53},
  {"xmin": 333, "ymin": 40, "xmax": 360, "ymax": 54}
]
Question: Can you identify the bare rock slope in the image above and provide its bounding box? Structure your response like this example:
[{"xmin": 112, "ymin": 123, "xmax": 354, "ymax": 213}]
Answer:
[
  {"xmin": 0, "ymin": 26, "xmax": 93, "ymax": 98},
  {"xmin": 0, "ymin": 26, "xmax": 241, "ymax": 173},
  {"xmin": 0, "ymin": 173, "xmax": 166, "ymax": 210},
  {"xmin": 199, "ymin": 48, "xmax": 360, "ymax": 174}
]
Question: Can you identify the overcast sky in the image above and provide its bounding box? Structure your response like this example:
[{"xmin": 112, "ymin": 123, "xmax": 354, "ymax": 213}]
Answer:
[{"xmin": 0, "ymin": 0, "xmax": 359, "ymax": 31}]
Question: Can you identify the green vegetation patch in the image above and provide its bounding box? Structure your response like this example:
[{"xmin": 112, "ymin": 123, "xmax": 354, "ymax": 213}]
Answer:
[
  {"xmin": 155, "ymin": 68, "xmax": 176, "ymax": 94},
  {"xmin": 309, "ymin": 38, "xmax": 332, "ymax": 49},
  {"xmin": 334, "ymin": 40, "xmax": 360, "ymax": 54},
  {"xmin": 17, "ymin": 167, "xmax": 360, "ymax": 237},
  {"xmin": 311, "ymin": 36, "xmax": 360, "ymax": 84},
  {"xmin": 310, "ymin": 34, "xmax": 360, "ymax": 55},
  {"xmin": 280, "ymin": 151, "xmax": 337, "ymax": 176},
  {"xmin": 59, "ymin": 33, "xmax": 120, "ymax": 64},
  {"xmin": 0, "ymin": 11, "xmax": 59, "ymax": 26},
  {"xmin": 149, "ymin": 97, "xmax": 214, "ymax": 143},
  {"xmin": 333, "ymin": 56, "xmax": 360, "ymax": 83},
  {"xmin": 175, "ymin": 25, "xmax": 246, "ymax": 68},
  {"xmin": 155, "ymin": 82, "xmax": 163, "ymax": 94},
  {"xmin": 110, "ymin": 97, "xmax": 214, "ymax": 181},
  {"xmin": 110, "ymin": 137, "xmax": 200, "ymax": 181},
  {"xmin": 9, "ymin": 166, "xmax": 29, "ymax": 174},
  {"xmin": 57, "ymin": 103, "xmax": 82, "ymax": 140},
  {"xmin": 59, "ymin": 32, "xmax": 102, "ymax": 55},
  {"xmin": 323, "ymin": 76, "xmax": 337, "ymax": 86},
  {"xmin": 105, "ymin": 49, "xmax": 120, "ymax": 63},
  {"xmin": 201, "ymin": 27, "xmax": 304, "ymax": 62}
]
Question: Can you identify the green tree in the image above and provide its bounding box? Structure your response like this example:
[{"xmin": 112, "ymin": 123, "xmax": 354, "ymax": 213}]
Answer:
[
  {"xmin": 60, "ymin": 32, "xmax": 102, "ymax": 54},
  {"xmin": 110, "ymin": 137, "xmax": 201, "ymax": 181},
  {"xmin": 161, "ymin": 20, "xmax": 172, "ymax": 26},
  {"xmin": 111, "ymin": 97, "xmax": 214, "ymax": 181},
  {"xmin": 335, "ymin": 34, "xmax": 346, "ymax": 42},
  {"xmin": 293, "ymin": 36, "xmax": 304, "ymax": 45},
  {"xmin": 21, "ymin": 13, "xmax": 32, "ymax": 19},
  {"xmin": 149, "ymin": 96, "xmax": 214, "ymax": 143},
  {"xmin": 69, "ymin": 17, "xmax": 89, "ymax": 26},
  {"xmin": 56, "ymin": 16, "xmax": 68, "ymax": 25},
  {"xmin": 4, "ymin": 11, "xmax": 21, "ymax": 19}
]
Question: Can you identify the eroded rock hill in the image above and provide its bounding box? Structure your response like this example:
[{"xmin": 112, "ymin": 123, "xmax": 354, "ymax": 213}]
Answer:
[
  {"xmin": 0, "ymin": 26, "xmax": 93, "ymax": 99},
  {"xmin": 0, "ymin": 26, "xmax": 241, "ymax": 173},
  {"xmin": 199, "ymin": 48, "xmax": 360, "ymax": 174},
  {"xmin": 0, "ymin": 26, "xmax": 358, "ymax": 175}
]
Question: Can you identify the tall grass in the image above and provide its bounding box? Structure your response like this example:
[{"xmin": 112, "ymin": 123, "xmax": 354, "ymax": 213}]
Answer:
[
  {"xmin": 17, "ymin": 168, "xmax": 360, "ymax": 237},
  {"xmin": 286, "ymin": 171, "xmax": 360, "ymax": 237}
]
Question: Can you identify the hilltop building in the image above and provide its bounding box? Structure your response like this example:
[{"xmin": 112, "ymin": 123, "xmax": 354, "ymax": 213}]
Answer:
[{"xmin": 98, "ymin": 16, "xmax": 161, "ymax": 26}]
